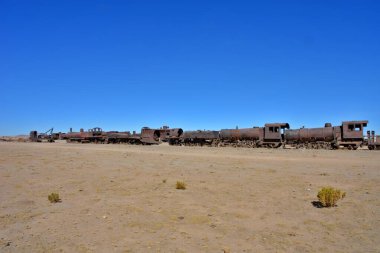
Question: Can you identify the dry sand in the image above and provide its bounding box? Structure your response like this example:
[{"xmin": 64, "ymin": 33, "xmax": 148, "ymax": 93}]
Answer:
[{"xmin": 0, "ymin": 142, "xmax": 379, "ymax": 252}]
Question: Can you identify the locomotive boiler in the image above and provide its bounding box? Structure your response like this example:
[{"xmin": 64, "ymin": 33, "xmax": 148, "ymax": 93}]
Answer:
[{"xmin": 180, "ymin": 130, "xmax": 220, "ymax": 146}]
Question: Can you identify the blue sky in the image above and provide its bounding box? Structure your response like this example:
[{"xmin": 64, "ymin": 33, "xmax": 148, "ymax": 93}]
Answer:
[{"xmin": 1, "ymin": 0, "xmax": 379, "ymax": 135}]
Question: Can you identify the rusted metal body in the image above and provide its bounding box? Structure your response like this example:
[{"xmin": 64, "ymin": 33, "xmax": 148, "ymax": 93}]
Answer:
[
  {"xmin": 219, "ymin": 127, "xmax": 262, "ymax": 147},
  {"xmin": 140, "ymin": 126, "xmax": 183, "ymax": 145},
  {"xmin": 341, "ymin": 121, "xmax": 368, "ymax": 140},
  {"xmin": 160, "ymin": 128, "xmax": 183, "ymax": 145},
  {"xmin": 140, "ymin": 127, "xmax": 162, "ymax": 144},
  {"xmin": 218, "ymin": 123, "xmax": 289, "ymax": 148},
  {"xmin": 105, "ymin": 131, "xmax": 141, "ymax": 144},
  {"xmin": 285, "ymin": 126, "xmax": 334, "ymax": 142},
  {"xmin": 181, "ymin": 130, "xmax": 220, "ymax": 146},
  {"xmin": 284, "ymin": 121, "xmax": 368, "ymax": 149},
  {"xmin": 158, "ymin": 127, "xmax": 183, "ymax": 142},
  {"xmin": 368, "ymin": 130, "xmax": 380, "ymax": 150},
  {"xmin": 62, "ymin": 127, "xmax": 106, "ymax": 143},
  {"xmin": 220, "ymin": 127, "xmax": 261, "ymax": 140}
]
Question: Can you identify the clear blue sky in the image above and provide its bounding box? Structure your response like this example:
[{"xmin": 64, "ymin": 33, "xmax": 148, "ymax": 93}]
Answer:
[{"xmin": 1, "ymin": 0, "xmax": 379, "ymax": 135}]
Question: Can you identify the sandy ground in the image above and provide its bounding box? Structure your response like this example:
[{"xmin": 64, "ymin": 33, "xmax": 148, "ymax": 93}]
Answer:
[{"xmin": 0, "ymin": 142, "xmax": 379, "ymax": 253}]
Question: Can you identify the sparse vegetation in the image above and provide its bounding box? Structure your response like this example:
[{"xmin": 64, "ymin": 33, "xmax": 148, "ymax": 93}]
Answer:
[
  {"xmin": 317, "ymin": 187, "xmax": 345, "ymax": 207},
  {"xmin": 162, "ymin": 179, "xmax": 167, "ymax": 183},
  {"xmin": 48, "ymin": 193, "xmax": 61, "ymax": 203},
  {"xmin": 176, "ymin": 181, "xmax": 186, "ymax": 190}
]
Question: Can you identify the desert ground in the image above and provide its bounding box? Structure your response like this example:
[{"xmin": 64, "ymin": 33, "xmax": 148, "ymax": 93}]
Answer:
[{"xmin": 0, "ymin": 141, "xmax": 379, "ymax": 253}]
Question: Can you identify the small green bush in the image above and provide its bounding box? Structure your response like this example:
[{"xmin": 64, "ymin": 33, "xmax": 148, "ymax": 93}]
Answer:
[
  {"xmin": 48, "ymin": 193, "xmax": 61, "ymax": 203},
  {"xmin": 317, "ymin": 187, "xmax": 345, "ymax": 207},
  {"xmin": 176, "ymin": 181, "xmax": 186, "ymax": 190}
]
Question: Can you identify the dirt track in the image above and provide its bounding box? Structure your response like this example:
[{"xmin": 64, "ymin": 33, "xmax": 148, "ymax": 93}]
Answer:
[{"xmin": 0, "ymin": 142, "xmax": 379, "ymax": 252}]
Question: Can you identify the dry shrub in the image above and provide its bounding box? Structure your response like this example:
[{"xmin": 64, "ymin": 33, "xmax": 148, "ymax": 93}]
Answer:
[
  {"xmin": 176, "ymin": 181, "xmax": 186, "ymax": 190},
  {"xmin": 48, "ymin": 193, "xmax": 61, "ymax": 203},
  {"xmin": 317, "ymin": 187, "xmax": 345, "ymax": 207}
]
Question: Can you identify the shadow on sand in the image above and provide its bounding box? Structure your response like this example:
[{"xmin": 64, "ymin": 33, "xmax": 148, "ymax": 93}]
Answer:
[{"xmin": 311, "ymin": 201, "xmax": 324, "ymax": 208}]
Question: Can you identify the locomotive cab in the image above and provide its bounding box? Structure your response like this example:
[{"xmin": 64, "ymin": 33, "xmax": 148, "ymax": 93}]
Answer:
[
  {"xmin": 342, "ymin": 121, "xmax": 368, "ymax": 140},
  {"xmin": 263, "ymin": 123, "xmax": 290, "ymax": 147},
  {"xmin": 336, "ymin": 120, "xmax": 368, "ymax": 149}
]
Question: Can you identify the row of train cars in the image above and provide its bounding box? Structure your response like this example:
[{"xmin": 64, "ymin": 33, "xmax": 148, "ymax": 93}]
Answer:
[{"xmin": 30, "ymin": 120, "xmax": 380, "ymax": 150}]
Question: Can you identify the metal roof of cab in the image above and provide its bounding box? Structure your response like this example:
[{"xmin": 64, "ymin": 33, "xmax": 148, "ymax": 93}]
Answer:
[
  {"xmin": 342, "ymin": 120, "xmax": 368, "ymax": 127},
  {"xmin": 264, "ymin": 123, "xmax": 290, "ymax": 129}
]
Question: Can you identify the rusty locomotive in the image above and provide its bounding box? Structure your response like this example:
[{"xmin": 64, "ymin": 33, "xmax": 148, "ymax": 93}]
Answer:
[
  {"xmin": 284, "ymin": 121, "xmax": 368, "ymax": 149},
  {"xmin": 170, "ymin": 123, "xmax": 290, "ymax": 148},
  {"xmin": 30, "ymin": 120, "xmax": 376, "ymax": 150}
]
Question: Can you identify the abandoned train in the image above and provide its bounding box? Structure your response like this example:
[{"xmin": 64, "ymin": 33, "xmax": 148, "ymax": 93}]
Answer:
[{"xmin": 30, "ymin": 120, "xmax": 377, "ymax": 150}]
